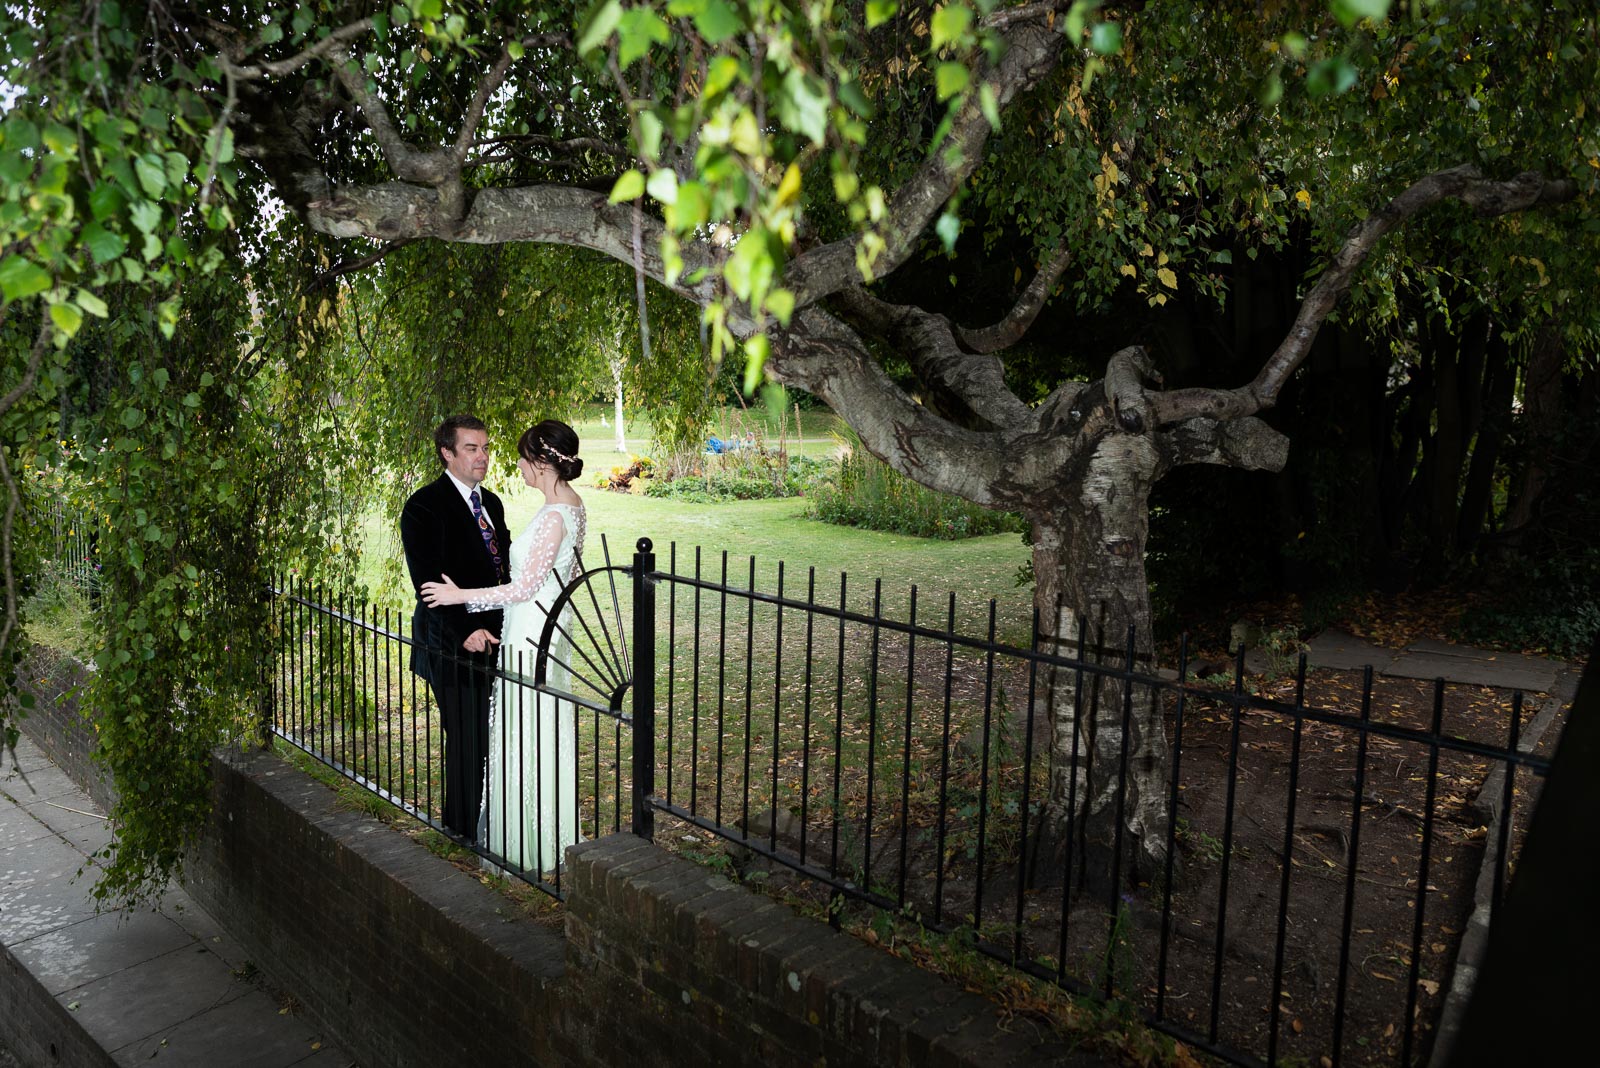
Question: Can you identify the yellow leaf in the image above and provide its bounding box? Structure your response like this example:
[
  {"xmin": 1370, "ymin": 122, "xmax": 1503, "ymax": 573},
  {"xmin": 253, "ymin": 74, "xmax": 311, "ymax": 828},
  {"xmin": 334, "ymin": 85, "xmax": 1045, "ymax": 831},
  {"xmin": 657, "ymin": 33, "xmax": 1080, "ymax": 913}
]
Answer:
[
  {"xmin": 1157, "ymin": 267, "xmax": 1178, "ymax": 289},
  {"xmin": 1157, "ymin": 251, "xmax": 1169, "ymax": 266},
  {"xmin": 1140, "ymin": 242, "xmax": 1154, "ymax": 257},
  {"xmin": 1295, "ymin": 189, "xmax": 1312, "ymax": 208},
  {"xmin": 1014, "ymin": 266, "xmax": 1023, "ymax": 284},
  {"xmin": 1119, "ymin": 263, "xmax": 1137, "ymax": 277},
  {"xmin": 775, "ymin": 162, "xmax": 802, "ymax": 207}
]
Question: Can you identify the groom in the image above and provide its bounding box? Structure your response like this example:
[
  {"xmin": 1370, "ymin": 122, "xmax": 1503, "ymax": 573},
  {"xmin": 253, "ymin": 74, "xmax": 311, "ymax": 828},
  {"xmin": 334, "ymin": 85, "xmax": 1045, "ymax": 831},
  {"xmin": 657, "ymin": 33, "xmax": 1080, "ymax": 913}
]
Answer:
[{"xmin": 401, "ymin": 415, "xmax": 510, "ymax": 842}]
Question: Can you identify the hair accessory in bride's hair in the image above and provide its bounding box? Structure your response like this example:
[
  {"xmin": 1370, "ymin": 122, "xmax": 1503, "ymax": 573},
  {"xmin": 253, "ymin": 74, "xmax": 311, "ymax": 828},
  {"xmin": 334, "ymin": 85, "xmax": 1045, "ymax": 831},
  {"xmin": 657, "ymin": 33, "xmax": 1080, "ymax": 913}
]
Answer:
[{"xmin": 541, "ymin": 441, "xmax": 577, "ymax": 465}]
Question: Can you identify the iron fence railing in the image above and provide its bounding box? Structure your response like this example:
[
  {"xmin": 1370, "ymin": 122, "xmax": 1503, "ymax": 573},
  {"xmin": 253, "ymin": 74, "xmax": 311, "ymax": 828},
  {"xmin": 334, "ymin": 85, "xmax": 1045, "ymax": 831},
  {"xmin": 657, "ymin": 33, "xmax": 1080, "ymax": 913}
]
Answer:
[{"xmin": 267, "ymin": 536, "xmax": 1556, "ymax": 1068}]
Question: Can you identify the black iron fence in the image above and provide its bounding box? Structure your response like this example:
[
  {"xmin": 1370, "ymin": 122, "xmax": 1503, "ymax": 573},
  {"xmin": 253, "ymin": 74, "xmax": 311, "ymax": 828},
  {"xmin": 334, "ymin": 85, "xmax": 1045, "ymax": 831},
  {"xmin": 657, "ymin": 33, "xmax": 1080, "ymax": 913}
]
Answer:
[{"xmin": 265, "ymin": 537, "xmax": 1556, "ymax": 1068}]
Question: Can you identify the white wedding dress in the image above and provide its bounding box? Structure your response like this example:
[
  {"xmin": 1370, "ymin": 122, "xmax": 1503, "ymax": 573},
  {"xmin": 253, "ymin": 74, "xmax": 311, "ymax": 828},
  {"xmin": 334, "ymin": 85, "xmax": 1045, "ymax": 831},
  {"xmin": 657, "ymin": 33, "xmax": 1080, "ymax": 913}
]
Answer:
[{"xmin": 466, "ymin": 502, "xmax": 587, "ymax": 874}]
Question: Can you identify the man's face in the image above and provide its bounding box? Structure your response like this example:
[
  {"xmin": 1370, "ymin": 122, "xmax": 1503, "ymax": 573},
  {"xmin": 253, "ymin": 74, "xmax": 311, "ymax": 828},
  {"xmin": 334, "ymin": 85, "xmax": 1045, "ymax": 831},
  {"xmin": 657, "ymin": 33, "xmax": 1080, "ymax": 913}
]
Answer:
[{"xmin": 441, "ymin": 428, "xmax": 490, "ymax": 487}]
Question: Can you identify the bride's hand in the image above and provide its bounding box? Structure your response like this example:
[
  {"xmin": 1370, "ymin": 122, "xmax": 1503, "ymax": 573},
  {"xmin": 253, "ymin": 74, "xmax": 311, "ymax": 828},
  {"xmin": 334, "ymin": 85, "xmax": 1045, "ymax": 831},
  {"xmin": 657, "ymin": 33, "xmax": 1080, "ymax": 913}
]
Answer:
[{"xmin": 420, "ymin": 574, "xmax": 464, "ymax": 607}]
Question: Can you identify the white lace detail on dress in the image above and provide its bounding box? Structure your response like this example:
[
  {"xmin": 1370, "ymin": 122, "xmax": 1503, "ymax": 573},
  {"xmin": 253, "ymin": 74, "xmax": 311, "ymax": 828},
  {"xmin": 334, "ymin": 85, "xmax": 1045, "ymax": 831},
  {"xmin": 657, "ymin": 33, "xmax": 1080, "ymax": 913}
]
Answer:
[{"xmin": 464, "ymin": 504, "xmax": 584, "ymax": 613}]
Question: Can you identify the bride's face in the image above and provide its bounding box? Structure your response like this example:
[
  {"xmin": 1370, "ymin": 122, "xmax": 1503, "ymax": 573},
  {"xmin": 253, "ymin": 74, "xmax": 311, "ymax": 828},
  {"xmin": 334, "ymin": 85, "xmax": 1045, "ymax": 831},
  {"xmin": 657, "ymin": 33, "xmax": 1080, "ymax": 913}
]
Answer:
[{"xmin": 517, "ymin": 456, "xmax": 537, "ymax": 487}]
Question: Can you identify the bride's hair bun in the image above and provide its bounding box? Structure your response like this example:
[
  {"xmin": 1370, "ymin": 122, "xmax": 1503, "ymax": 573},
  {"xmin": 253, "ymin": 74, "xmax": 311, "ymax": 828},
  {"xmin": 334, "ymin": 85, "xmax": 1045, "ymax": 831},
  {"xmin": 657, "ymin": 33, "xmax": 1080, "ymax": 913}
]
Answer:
[{"xmin": 518, "ymin": 420, "xmax": 583, "ymax": 482}]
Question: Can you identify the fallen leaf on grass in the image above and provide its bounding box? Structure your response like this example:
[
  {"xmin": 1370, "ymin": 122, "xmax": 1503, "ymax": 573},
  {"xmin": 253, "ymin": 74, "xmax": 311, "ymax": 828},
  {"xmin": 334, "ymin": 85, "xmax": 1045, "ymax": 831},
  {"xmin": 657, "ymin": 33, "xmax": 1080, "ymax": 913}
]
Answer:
[{"xmin": 1418, "ymin": 978, "xmax": 1440, "ymax": 995}]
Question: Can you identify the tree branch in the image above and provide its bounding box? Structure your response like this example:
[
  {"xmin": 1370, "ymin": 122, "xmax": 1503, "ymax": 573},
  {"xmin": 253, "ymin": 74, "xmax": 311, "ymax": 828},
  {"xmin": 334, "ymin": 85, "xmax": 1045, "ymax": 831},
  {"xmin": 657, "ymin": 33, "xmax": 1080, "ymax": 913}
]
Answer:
[
  {"xmin": 956, "ymin": 244, "xmax": 1072, "ymax": 353},
  {"xmin": 300, "ymin": 181, "xmax": 751, "ymax": 325},
  {"xmin": 1157, "ymin": 415, "xmax": 1289, "ymax": 475},
  {"xmin": 1104, "ymin": 345, "xmax": 1161, "ymax": 434},
  {"xmin": 769, "ymin": 307, "xmax": 1015, "ymax": 506},
  {"xmin": 1148, "ymin": 165, "xmax": 1581, "ymax": 426},
  {"xmin": 834, "ymin": 287, "xmax": 1032, "ymax": 429},
  {"xmin": 784, "ymin": 22, "xmax": 1063, "ymax": 307},
  {"xmin": 467, "ymin": 134, "xmax": 631, "ymax": 161},
  {"xmin": 327, "ymin": 46, "xmax": 458, "ymax": 188},
  {"xmin": 306, "ymin": 239, "xmax": 417, "ymax": 292},
  {"xmin": 227, "ymin": 16, "xmax": 376, "ymax": 80},
  {"xmin": 0, "ymin": 318, "xmax": 54, "ymax": 668}
]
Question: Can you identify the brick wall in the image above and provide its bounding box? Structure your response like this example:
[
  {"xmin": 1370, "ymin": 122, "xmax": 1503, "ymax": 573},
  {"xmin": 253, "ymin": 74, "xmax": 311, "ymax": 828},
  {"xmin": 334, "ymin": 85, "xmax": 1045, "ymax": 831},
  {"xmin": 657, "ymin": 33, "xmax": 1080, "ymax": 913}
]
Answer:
[
  {"xmin": 13, "ymin": 649, "xmax": 112, "ymax": 810},
  {"xmin": 17, "ymin": 651, "xmax": 1110, "ymax": 1068}
]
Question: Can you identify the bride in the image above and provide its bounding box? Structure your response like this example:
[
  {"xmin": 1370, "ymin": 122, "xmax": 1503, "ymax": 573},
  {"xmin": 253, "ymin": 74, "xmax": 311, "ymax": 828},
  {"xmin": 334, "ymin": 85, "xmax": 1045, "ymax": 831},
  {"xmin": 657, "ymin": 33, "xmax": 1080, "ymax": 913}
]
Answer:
[{"xmin": 422, "ymin": 419, "xmax": 586, "ymax": 875}]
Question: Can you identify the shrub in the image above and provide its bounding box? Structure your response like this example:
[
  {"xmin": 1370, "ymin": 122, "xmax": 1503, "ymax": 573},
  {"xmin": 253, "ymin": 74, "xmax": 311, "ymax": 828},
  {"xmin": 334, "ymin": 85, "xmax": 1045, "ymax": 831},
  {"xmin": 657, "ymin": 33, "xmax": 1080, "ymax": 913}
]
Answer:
[
  {"xmin": 644, "ymin": 473, "xmax": 793, "ymax": 503},
  {"xmin": 806, "ymin": 437, "xmax": 1023, "ymax": 540}
]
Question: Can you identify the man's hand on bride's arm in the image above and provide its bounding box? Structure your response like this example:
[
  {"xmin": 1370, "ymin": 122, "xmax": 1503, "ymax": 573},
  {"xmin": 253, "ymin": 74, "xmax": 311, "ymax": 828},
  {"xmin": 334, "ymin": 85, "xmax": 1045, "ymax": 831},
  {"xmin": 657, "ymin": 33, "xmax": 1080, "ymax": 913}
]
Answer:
[
  {"xmin": 420, "ymin": 574, "xmax": 464, "ymax": 607},
  {"xmin": 462, "ymin": 629, "xmax": 501, "ymax": 653}
]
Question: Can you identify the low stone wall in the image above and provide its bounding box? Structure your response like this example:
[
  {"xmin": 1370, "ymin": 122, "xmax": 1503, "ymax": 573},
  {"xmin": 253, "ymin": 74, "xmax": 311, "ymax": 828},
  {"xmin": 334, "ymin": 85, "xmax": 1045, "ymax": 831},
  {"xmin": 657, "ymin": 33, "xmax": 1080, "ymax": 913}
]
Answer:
[{"xmin": 15, "ymin": 651, "xmax": 1103, "ymax": 1067}]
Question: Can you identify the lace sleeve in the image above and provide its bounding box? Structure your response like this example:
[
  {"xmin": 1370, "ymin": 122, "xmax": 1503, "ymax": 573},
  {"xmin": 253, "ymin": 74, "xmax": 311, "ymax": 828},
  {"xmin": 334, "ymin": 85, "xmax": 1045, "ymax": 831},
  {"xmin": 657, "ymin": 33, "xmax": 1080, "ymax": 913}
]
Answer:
[{"xmin": 464, "ymin": 509, "xmax": 567, "ymax": 613}]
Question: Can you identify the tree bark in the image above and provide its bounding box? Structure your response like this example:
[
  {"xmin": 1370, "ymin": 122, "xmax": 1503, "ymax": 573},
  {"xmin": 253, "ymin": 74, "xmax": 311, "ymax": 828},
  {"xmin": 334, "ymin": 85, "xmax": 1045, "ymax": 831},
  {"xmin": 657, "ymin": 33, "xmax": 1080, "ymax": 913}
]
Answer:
[{"xmin": 1031, "ymin": 431, "xmax": 1170, "ymax": 892}]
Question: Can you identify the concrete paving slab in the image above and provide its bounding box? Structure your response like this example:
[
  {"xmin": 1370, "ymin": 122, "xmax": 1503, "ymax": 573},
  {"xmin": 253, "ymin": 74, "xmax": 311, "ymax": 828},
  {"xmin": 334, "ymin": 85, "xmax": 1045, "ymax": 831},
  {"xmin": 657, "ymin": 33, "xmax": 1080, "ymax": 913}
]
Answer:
[
  {"xmin": 55, "ymin": 941, "xmax": 249, "ymax": 1052},
  {"xmin": 57, "ymin": 811, "xmax": 115, "ymax": 859},
  {"xmin": 1, "ymin": 739, "xmax": 56, "ymax": 775},
  {"xmin": 157, "ymin": 886, "xmax": 256, "ymax": 975},
  {"xmin": 9, "ymin": 906, "xmax": 195, "ymax": 996},
  {"xmin": 0, "ymin": 800, "xmax": 55, "ymax": 852},
  {"xmin": 0, "ymin": 835, "xmax": 101, "ymax": 945},
  {"xmin": 110, "ymin": 985, "xmax": 332, "ymax": 1068},
  {"xmin": 2, "ymin": 763, "xmax": 87, "ymax": 806},
  {"xmin": 1306, "ymin": 629, "xmax": 1398, "ymax": 672},
  {"xmin": 1384, "ymin": 650, "xmax": 1559, "ymax": 692},
  {"xmin": 291, "ymin": 1046, "xmax": 359, "ymax": 1067}
]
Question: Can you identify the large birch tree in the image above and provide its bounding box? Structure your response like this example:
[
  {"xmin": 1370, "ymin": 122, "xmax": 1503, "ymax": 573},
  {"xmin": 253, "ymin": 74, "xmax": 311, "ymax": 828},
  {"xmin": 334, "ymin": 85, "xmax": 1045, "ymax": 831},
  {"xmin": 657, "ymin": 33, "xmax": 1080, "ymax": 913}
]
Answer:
[{"xmin": 3, "ymin": 0, "xmax": 1594, "ymax": 891}]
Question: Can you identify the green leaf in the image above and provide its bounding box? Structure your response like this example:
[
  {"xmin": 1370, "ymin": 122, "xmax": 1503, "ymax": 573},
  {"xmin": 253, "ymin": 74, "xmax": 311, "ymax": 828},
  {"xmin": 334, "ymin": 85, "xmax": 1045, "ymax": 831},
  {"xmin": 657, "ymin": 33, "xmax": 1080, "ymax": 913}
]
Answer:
[
  {"xmin": 978, "ymin": 84, "xmax": 1001, "ymax": 131},
  {"xmin": 930, "ymin": 3, "xmax": 972, "ymax": 50},
  {"xmin": 89, "ymin": 181, "xmax": 127, "ymax": 221},
  {"xmin": 129, "ymin": 201, "xmax": 162, "ymax": 235},
  {"xmin": 742, "ymin": 333, "xmax": 770, "ymax": 396},
  {"xmin": 765, "ymin": 288, "xmax": 795, "ymax": 327},
  {"xmin": 703, "ymin": 56, "xmax": 743, "ymax": 100},
  {"xmin": 121, "ymin": 406, "xmax": 146, "ymax": 428},
  {"xmin": 665, "ymin": 180, "xmax": 710, "ymax": 231},
  {"xmin": 681, "ymin": 0, "xmax": 742, "ymax": 43},
  {"xmin": 935, "ymin": 211, "xmax": 961, "ymax": 252},
  {"xmin": 608, "ymin": 169, "xmax": 646, "ymax": 203},
  {"xmin": 777, "ymin": 69, "xmax": 829, "ymax": 144},
  {"xmin": 0, "ymin": 255, "xmax": 52, "ymax": 301},
  {"xmin": 936, "ymin": 62, "xmax": 970, "ymax": 102},
  {"xmin": 866, "ymin": 0, "xmax": 898, "ymax": 29},
  {"xmin": 1064, "ymin": 0, "xmax": 1093, "ymax": 44},
  {"xmin": 647, "ymin": 168, "xmax": 679, "ymax": 205},
  {"xmin": 617, "ymin": 8, "xmax": 669, "ymax": 67},
  {"xmin": 1306, "ymin": 56, "xmax": 1359, "ymax": 98},
  {"xmin": 135, "ymin": 154, "xmax": 167, "ymax": 198},
  {"xmin": 82, "ymin": 222, "xmax": 128, "ymax": 264},
  {"xmin": 1089, "ymin": 22, "xmax": 1122, "ymax": 55},
  {"xmin": 636, "ymin": 110, "xmax": 664, "ymax": 161},
  {"xmin": 1331, "ymin": 0, "xmax": 1392, "ymax": 29},
  {"xmin": 74, "ymin": 288, "xmax": 109, "ymax": 318},
  {"xmin": 49, "ymin": 301, "xmax": 84, "ymax": 337},
  {"xmin": 576, "ymin": 0, "xmax": 624, "ymax": 57}
]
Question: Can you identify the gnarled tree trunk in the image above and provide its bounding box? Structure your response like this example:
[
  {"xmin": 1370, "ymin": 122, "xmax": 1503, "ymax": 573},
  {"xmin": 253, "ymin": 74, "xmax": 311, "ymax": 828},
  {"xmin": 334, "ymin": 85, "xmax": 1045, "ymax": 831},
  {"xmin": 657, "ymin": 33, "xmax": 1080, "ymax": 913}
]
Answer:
[{"xmin": 1031, "ymin": 428, "xmax": 1168, "ymax": 892}]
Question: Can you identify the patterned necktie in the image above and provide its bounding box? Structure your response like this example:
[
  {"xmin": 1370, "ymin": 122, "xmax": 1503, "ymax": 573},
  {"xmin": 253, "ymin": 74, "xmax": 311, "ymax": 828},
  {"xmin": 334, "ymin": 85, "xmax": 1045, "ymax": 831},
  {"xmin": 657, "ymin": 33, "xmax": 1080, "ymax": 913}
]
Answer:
[{"xmin": 468, "ymin": 489, "xmax": 503, "ymax": 578}]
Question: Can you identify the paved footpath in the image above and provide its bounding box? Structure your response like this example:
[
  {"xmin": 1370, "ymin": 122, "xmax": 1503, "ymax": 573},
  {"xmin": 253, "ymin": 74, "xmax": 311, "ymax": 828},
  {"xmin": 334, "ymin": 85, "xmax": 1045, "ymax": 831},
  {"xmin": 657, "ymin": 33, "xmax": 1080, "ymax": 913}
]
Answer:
[
  {"xmin": 1305, "ymin": 629, "xmax": 1582, "ymax": 699},
  {"xmin": 1, "ymin": 734, "xmax": 352, "ymax": 1067}
]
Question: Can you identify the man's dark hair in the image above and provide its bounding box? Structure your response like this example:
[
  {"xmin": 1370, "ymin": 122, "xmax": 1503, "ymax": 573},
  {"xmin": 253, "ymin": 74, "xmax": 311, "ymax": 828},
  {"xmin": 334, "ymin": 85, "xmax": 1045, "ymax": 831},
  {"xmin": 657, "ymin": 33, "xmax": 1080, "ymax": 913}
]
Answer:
[{"xmin": 434, "ymin": 415, "xmax": 487, "ymax": 465}]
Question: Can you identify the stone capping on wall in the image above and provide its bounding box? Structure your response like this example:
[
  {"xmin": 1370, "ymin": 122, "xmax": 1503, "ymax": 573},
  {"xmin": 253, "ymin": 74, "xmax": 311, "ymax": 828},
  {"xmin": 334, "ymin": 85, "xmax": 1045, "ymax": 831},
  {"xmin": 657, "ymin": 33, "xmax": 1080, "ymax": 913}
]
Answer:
[{"xmin": 17, "ymin": 648, "xmax": 1112, "ymax": 1067}]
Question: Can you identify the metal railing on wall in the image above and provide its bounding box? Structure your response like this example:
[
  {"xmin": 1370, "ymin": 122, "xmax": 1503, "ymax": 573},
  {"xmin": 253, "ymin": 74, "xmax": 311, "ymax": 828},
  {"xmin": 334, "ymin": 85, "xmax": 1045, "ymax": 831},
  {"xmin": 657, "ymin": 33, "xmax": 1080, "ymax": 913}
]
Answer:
[
  {"xmin": 267, "ymin": 536, "xmax": 1555, "ymax": 1068},
  {"xmin": 265, "ymin": 537, "xmax": 637, "ymax": 899}
]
